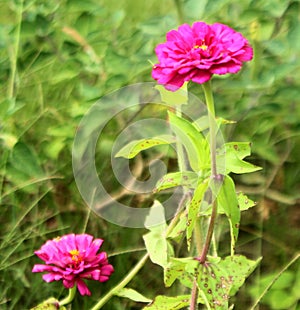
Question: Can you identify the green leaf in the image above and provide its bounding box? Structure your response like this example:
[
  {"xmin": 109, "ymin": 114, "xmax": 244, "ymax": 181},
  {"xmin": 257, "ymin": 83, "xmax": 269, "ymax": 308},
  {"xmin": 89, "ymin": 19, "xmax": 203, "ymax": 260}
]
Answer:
[
  {"xmin": 115, "ymin": 135, "xmax": 175, "ymax": 159},
  {"xmin": 237, "ymin": 192, "xmax": 256, "ymax": 211},
  {"xmin": 217, "ymin": 142, "xmax": 262, "ymax": 174},
  {"xmin": 193, "ymin": 116, "xmax": 236, "ymax": 132},
  {"xmin": 186, "ymin": 181, "xmax": 209, "ymax": 250},
  {"xmin": 155, "ymin": 83, "xmax": 188, "ymax": 106},
  {"xmin": 154, "ymin": 171, "xmax": 200, "ymax": 192},
  {"xmin": 144, "ymin": 294, "xmax": 203, "ymax": 309},
  {"xmin": 220, "ymin": 255, "xmax": 262, "ymax": 296},
  {"xmin": 9, "ymin": 142, "xmax": 44, "ymax": 178},
  {"xmin": 216, "ymin": 176, "xmax": 240, "ymax": 255},
  {"xmin": 225, "ymin": 142, "xmax": 252, "ymax": 159},
  {"xmin": 199, "ymin": 192, "xmax": 256, "ymax": 216},
  {"xmin": 116, "ymin": 288, "xmax": 151, "ymax": 303},
  {"xmin": 164, "ymin": 257, "xmax": 198, "ymax": 288},
  {"xmin": 166, "ymin": 210, "xmax": 187, "ymax": 242},
  {"xmin": 30, "ymin": 297, "xmax": 66, "ymax": 310},
  {"xmin": 168, "ymin": 111, "xmax": 210, "ymax": 172},
  {"xmin": 197, "ymin": 255, "xmax": 260, "ymax": 309},
  {"xmin": 143, "ymin": 201, "xmax": 172, "ymax": 268}
]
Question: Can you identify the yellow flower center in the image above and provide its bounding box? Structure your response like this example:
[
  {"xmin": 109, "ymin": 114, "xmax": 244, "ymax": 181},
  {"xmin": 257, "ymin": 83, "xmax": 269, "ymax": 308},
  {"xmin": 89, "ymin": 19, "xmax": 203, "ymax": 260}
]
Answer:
[
  {"xmin": 69, "ymin": 249, "xmax": 82, "ymax": 263},
  {"xmin": 194, "ymin": 44, "xmax": 208, "ymax": 51}
]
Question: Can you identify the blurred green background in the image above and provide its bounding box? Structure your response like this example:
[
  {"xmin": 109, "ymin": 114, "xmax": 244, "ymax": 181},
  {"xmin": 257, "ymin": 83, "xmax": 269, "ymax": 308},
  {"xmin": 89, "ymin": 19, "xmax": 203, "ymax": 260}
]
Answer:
[{"xmin": 0, "ymin": 0, "xmax": 299, "ymax": 309}]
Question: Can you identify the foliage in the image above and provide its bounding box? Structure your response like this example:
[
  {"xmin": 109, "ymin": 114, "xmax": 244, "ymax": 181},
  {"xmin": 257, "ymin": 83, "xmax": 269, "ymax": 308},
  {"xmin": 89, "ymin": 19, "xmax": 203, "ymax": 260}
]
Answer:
[{"xmin": 0, "ymin": 0, "xmax": 299, "ymax": 309}]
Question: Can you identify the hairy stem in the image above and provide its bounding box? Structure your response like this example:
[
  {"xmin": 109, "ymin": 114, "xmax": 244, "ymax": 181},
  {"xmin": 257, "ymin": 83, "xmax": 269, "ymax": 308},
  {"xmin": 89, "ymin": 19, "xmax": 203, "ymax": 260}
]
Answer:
[{"xmin": 91, "ymin": 253, "xmax": 149, "ymax": 310}]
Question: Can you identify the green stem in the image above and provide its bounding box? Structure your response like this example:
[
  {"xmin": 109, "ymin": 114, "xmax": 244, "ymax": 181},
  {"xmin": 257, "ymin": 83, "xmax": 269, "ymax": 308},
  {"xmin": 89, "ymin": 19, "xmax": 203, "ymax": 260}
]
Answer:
[
  {"xmin": 202, "ymin": 81, "xmax": 217, "ymax": 177},
  {"xmin": 198, "ymin": 81, "xmax": 218, "ymax": 264},
  {"xmin": 250, "ymin": 252, "xmax": 300, "ymax": 310},
  {"xmin": 175, "ymin": 105, "xmax": 188, "ymax": 172},
  {"xmin": 91, "ymin": 253, "xmax": 149, "ymax": 310},
  {"xmin": 59, "ymin": 286, "xmax": 77, "ymax": 307}
]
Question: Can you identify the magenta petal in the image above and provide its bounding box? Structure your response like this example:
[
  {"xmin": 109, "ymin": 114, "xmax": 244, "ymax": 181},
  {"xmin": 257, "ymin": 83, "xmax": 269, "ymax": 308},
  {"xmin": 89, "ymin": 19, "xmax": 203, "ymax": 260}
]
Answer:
[
  {"xmin": 76, "ymin": 279, "xmax": 91, "ymax": 296},
  {"xmin": 32, "ymin": 264, "xmax": 49, "ymax": 273},
  {"xmin": 43, "ymin": 273, "xmax": 63, "ymax": 282},
  {"xmin": 63, "ymin": 279, "xmax": 75, "ymax": 289}
]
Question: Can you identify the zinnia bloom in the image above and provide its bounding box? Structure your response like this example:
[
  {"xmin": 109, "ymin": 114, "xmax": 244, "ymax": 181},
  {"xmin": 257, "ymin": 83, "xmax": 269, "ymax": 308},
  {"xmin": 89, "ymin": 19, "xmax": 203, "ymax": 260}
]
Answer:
[
  {"xmin": 32, "ymin": 234, "xmax": 114, "ymax": 296},
  {"xmin": 152, "ymin": 22, "xmax": 253, "ymax": 91}
]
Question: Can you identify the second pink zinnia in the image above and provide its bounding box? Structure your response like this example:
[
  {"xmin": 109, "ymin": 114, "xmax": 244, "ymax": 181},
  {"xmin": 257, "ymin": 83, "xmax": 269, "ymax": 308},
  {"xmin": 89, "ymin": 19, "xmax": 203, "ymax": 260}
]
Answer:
[{"xmin": 32, "ymin": 233, "xmax": 114, "ymax": 296}]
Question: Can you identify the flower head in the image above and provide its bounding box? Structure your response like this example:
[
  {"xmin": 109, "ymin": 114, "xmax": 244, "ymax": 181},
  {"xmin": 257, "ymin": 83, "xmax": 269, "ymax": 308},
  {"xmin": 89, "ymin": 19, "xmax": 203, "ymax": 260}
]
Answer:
[
  {"xmin": 32, "ymin": 234, "xmax": 114, "ymax": 296},
  {"xmin": 152, "ymin": 22, "xmax": 253, "ymax": 91}
]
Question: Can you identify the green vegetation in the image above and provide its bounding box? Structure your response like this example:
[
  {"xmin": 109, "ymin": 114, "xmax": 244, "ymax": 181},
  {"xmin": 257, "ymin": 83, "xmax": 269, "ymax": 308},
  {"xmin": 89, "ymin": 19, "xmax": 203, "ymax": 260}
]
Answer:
[{"xmin": 0, "ymin": 0, "xmax": 299, "ymax": 309}]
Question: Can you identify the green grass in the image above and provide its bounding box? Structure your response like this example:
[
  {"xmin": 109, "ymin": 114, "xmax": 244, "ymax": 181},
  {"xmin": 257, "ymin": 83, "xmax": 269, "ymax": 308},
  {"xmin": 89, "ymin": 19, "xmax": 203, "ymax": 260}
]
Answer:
[{"xmin": 0, "ymin": 0, "xmax": 299, "ymax": 309}]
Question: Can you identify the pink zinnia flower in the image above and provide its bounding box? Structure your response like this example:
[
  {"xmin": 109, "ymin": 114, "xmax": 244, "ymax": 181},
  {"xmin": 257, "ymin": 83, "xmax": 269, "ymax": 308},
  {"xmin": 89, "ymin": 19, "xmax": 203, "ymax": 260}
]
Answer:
[
  {"xmin": 152, "ymin": 22, "xmax": 253, "ymax": 91},
  {"xmin": 32, "ymin": 234, "xmax": 114, "ymax": 296}
]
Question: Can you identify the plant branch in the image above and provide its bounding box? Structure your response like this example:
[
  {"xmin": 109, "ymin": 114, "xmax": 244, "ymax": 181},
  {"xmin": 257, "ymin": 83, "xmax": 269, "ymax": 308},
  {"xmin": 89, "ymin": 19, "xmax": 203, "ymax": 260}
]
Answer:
[
  {"xmin": 91, "ymin": 253, "xmax": 149, "ymax": 310},
  {"xmin": 198, "ymin": 81, "xmax": 219, "ymax": 264},
  {"xmin": 250, "ymin": 252, "xmax": 300, "ymax": 310},
  {"xmin": 59, "ymin": 286, "xmax": 77, "ymax": 307},
  {"xmin": 190, "ymin": 279, "xmax": 199, "ymax": 310}
]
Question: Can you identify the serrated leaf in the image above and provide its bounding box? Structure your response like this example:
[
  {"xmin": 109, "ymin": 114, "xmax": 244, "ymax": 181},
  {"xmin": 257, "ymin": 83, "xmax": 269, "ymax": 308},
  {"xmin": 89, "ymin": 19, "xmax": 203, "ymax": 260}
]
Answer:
[
  {"xmin": 217, "ymin": 142, "xmax": 262, "ymax": 174},
  {"xmin": 217, "ymin": 176, "xmax": 240, "ymax": 255},
  {"xmin": 168, "ymin": 111, "xmax": 210, "ymax": 172},
  {"xmin": 116, "ymin": 288, "xmax": 151, "ymax": 303},
  {"xmin": 154, "ymin": 171, "xmax": 200, "ymax": 192},
  {"xmin": 144, "ymin": 294, "xmax": 203, "ymax": 309},
  {"xmin": 115, "ymin": 135, "xmax": 175, "ymax": 159},
  {"xmin": 186, "ymin": 181, "xmax": 209, "ymax": 250},
  {"xmin": 155, "ymin": 83, "xmax": 188, "ymax": 106}
]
